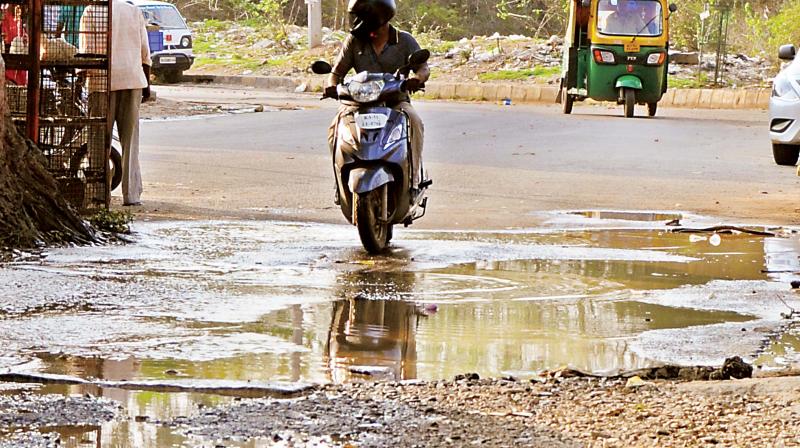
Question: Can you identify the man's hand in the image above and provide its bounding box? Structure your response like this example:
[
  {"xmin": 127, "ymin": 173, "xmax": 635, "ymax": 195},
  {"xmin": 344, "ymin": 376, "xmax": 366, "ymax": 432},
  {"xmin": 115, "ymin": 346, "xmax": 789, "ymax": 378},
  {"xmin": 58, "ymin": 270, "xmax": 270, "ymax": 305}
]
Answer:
[
  {"xmin": 323, "ymin": 85, "xmax": 339, "ymax": 99},
  {"xmin": 142, "ymin": 64, "xmax": 153, "ymax": 102},
  {"xmin": 403, "ymin": 78, "xmax": 424, "ymax": 93}
]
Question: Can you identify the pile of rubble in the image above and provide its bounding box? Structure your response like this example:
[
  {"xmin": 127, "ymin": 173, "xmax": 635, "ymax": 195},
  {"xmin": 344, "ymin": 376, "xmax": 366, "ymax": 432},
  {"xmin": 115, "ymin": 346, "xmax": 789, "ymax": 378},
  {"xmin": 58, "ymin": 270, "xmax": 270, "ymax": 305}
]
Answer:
[{"xmin": 669, "ymin": 50, "xmax": 774, "ymax": 87}]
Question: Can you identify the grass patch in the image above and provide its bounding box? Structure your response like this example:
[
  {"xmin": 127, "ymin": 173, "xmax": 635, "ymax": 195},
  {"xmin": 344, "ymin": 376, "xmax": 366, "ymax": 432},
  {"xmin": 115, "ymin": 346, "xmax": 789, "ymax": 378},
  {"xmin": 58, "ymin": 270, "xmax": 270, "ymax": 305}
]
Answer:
[
  {"xmin": 195, "ymin": 55, "xmax": 264, "ymax": 71},
  {"xmin": 480, "ymin": 69, "xmax": 537, "ymax": 81},
  {"xmin": 478, "ymin": 66, "xmax": 561, "ymax": 81},
  {"xmin": 668, "ymin": 73, "xmax": 709, "ymax": 89},
  {"xmin": 196, "ymin": 19, "xmax": 229, "ymax": 32},
  {"xmin": 532, "ymin": 66, "xmax": 561, "ymax": 78},
  {"xmin": 88, "ymin": 209, "xmax": 133, "ymax": 234}
]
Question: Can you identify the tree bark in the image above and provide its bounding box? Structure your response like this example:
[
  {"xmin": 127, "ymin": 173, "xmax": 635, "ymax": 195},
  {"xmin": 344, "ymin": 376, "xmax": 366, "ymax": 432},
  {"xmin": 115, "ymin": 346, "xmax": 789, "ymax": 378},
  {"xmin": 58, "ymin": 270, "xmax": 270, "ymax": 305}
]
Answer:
[{"xmin": 0, "ymin": 56, "xmax": 97, "ymax": 249}]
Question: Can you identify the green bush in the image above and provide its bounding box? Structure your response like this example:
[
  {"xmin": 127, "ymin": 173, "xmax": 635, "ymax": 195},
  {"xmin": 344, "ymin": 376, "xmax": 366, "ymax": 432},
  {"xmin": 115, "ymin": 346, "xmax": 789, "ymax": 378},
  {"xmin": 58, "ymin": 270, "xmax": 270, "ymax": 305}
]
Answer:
[
  {"xmin": 88, "ymin": 210, "xmax": 133, "ymax": 235},
  {"xmin": 729, "ymin": 0, "xmax": 800, "ymax": 60},
  {"xmin": 396, "ymin": 3, "xmax": 466, "ymax": 40}
]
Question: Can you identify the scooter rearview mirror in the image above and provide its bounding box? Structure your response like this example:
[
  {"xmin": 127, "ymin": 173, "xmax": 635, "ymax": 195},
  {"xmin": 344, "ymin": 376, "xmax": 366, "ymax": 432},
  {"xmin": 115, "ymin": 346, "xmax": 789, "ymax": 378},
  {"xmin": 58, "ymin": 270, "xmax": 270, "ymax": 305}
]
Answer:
[
  {"xmin": 669, "ymin": 3, "xmax": 677, "ymax": 13},
  {"xmin": 407, "ymin": 49, "xmax": 431, "ymax": 66},
  {"xmin": 311, "ymin": 61, "xmax": 332, "ymax": 75}
]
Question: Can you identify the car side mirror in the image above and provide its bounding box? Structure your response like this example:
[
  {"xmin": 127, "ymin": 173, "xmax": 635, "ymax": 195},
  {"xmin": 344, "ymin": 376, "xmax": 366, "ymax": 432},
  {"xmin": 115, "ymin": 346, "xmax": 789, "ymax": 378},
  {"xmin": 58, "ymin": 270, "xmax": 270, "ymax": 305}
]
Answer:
[
  {"xmin": 408, "ymin": 49, "xmax": 430, "ymax": 66},
  {"xmin": 669, "ymin": 3, "xmax": 678, "ymax": 12},
  {"xmin": 778, "ymin": 44, "xmax": 796, "ymax": 61},
  {"xmin": 311, "ymin": 61, "xmax": 332, "ymax": 75}
]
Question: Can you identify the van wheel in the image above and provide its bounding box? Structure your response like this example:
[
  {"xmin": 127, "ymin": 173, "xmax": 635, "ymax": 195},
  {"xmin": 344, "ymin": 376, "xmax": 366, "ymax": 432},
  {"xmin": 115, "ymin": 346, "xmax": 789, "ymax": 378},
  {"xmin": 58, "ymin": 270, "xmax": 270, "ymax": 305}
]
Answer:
[
  {"xmin": 772, "ymin": 143, "xmax": 800, "ymax": 166},
  {"xmin": 647, "ymin": 102, "xmax": 657, "ymax": 117},
  {"xmin": 624, "ymin": 89, "xmax": 635, "ymax": 118}
]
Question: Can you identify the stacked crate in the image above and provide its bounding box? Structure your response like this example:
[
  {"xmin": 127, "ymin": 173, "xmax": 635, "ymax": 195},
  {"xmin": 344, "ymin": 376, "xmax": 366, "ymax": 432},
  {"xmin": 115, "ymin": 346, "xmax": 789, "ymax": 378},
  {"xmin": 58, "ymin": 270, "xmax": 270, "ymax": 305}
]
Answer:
[{"xmin": 2, "ymin": 0, "xmax": 111, "ymax": 210}]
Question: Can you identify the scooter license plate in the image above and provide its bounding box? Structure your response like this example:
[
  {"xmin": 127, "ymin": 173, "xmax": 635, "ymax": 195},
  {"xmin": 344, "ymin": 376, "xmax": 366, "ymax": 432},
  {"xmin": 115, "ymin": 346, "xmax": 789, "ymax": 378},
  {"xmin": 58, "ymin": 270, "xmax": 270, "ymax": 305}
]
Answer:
[
  {"xmin": 160, "ymin": 56, "xmax": 177, "ymax": 64},
  {"xmin": 356, "ymin": 113, "xmax": 388, "ymax": 129}
]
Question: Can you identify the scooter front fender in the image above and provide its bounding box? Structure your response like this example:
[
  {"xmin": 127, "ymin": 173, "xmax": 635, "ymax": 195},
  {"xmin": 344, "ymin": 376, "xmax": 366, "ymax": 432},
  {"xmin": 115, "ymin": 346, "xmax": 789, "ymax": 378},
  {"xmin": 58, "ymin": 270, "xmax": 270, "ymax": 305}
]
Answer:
[
  {"xmin": 615, "ymin": 75, "xmax": 643, "ymax": 90},
  {"xmin": 348, "ymin": 167, "xmax": 394, "ymax": 195}
]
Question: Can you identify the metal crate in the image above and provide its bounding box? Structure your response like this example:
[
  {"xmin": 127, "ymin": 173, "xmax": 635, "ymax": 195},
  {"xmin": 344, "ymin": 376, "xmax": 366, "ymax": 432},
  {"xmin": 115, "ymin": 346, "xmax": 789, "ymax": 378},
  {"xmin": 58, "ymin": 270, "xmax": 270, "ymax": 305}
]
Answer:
[{"xmin": 2, "ymin": 0, "xmax": 112, "ymax": 211}]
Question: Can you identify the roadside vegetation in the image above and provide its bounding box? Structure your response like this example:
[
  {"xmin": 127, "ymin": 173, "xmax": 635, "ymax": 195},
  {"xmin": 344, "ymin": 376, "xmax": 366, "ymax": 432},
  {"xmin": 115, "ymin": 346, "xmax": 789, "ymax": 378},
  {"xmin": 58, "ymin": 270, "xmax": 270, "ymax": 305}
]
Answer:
[
  {"xmin": 175, "ymin": 0, "xmax": 800, "ymax": 58},
  {"xmin": 179, "ymin": 0, "xmax": 798, "ymax": 88}
]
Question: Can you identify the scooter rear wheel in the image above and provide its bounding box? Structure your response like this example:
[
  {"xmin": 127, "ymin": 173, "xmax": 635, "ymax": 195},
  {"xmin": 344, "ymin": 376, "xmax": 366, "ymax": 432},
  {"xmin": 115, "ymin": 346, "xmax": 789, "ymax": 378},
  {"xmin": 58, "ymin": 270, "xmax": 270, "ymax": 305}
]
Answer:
[{"xmin": 356, "ymin": 187, "xmax": 391, "ymax": 254}]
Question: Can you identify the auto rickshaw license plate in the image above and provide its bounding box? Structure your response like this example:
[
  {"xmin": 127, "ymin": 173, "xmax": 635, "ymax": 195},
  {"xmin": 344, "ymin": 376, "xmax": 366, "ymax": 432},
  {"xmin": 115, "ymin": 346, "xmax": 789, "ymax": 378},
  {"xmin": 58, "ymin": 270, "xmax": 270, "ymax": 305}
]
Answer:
[{"xmin": 624, "ymin": 42, "xmax": 641, "ymax": 53}]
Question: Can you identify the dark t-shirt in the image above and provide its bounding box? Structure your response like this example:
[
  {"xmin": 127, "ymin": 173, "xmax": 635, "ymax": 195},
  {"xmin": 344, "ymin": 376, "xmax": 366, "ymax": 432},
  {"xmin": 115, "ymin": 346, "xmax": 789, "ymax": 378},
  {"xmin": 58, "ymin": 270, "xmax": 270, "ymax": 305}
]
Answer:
[{"xmin": 332, "ymin": 26, "xmax": 421, "ymax": 102}]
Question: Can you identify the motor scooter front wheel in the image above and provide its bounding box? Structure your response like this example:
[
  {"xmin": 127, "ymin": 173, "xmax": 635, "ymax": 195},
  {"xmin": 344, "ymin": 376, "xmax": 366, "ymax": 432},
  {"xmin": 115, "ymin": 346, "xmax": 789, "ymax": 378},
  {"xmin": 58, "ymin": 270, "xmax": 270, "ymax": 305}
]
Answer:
[{"xmin": 356, "ymin": 187, "xmax": 391, "ymax": 254}]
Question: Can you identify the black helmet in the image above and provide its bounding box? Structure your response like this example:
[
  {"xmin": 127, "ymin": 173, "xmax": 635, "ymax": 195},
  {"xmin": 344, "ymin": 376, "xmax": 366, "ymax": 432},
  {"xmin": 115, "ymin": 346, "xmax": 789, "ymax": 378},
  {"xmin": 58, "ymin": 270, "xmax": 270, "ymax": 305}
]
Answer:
[{"xmin": 348, "ymin": 0, "xmax": 396, "ymax": 38}]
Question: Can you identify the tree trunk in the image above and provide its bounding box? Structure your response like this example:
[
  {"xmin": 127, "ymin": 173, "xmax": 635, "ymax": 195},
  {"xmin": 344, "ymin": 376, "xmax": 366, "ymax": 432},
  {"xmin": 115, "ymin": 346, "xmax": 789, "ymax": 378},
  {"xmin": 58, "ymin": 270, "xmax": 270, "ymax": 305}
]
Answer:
[{"xmin": 0, "ymin": 56, "xmax": 97, "ymax": 249}]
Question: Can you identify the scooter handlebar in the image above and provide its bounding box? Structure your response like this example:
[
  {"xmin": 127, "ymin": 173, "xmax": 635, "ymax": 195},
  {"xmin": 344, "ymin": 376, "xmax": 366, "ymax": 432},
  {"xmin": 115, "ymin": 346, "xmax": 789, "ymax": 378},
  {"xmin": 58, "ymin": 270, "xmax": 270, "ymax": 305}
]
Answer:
[
  {"xmin": 402, "ymin": 78, "xmax": 426, "ymax": 93},
  {"xmin": 322, "ymin": 85, "xmax": 340, "ymax": 100}
]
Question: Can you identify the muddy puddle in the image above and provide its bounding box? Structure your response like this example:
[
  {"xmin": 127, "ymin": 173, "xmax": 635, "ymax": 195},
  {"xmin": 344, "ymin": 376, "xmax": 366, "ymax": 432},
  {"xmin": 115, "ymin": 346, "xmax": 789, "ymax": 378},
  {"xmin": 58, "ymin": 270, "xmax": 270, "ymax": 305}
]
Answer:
[{"xmin": 1, "ymin": 213, "xmax": 800, "ymax": 445}]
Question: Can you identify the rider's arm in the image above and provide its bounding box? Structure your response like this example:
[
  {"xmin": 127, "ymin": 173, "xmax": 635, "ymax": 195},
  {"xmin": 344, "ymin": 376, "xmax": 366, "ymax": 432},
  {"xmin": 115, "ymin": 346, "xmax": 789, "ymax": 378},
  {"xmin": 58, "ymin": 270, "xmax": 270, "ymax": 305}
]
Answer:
[{"xmin": 327, "ymin": 35, "xmax": 355, "ymax": 87}]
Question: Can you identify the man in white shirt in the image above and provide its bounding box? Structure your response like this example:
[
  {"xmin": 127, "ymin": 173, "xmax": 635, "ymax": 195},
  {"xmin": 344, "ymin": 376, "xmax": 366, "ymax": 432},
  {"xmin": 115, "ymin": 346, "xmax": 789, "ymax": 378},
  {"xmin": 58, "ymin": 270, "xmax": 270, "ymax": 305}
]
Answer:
[{"xmin": 80, "ymin": 0, "xmax": 151, "ymax": 206}]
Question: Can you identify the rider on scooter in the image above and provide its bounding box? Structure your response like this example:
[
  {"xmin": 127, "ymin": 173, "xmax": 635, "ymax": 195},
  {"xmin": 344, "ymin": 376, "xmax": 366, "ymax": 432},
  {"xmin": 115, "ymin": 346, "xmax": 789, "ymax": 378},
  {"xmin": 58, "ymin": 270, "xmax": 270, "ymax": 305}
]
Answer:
[{"xmin": 326, "ymin": 0, "xmax": 430, "ymax": 193}]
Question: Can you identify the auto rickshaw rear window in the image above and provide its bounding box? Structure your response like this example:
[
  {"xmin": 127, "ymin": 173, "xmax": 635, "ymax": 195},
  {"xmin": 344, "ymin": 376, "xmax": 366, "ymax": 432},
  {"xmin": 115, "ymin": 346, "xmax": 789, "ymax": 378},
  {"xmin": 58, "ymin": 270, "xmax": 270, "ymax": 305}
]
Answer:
[{"xmin": 597, "ymin": 0, "xmax": 663, "ymax": 37}]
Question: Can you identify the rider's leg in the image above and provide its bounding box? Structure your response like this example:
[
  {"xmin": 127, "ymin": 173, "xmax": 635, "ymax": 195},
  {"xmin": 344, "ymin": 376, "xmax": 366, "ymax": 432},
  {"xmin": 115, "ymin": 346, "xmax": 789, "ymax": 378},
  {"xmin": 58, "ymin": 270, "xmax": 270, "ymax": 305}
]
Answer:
[
  {"xmin": 395, "ymin": 101, "xmax": 424, "ymax": 187},
  {"xmin": 328, "ymin": 109, "xmax": 342, "ymax": 203}
]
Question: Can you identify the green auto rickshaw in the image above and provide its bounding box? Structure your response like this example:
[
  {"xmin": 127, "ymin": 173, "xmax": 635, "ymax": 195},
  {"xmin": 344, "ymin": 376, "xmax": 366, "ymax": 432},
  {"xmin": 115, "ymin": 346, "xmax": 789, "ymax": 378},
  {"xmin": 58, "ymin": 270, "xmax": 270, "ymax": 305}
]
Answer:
[{"xmin": 559, "ymin": 0, "xmax": 677, "ymax": 117}]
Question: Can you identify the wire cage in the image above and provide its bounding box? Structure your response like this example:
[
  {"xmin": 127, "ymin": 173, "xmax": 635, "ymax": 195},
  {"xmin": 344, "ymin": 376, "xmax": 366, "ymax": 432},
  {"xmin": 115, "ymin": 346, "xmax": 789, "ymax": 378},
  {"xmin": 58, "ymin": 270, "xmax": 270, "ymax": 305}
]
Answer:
[{"xmin": 2, "ymin": 0, "xmax": 111, "ymax": 211}]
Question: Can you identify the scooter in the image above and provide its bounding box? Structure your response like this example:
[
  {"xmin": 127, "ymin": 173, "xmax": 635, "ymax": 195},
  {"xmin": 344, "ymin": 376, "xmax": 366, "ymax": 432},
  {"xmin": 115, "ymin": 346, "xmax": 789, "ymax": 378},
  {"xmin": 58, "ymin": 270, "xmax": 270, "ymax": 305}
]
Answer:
[{"xmin": 311, "ymin": 50, "xmax": 432, "ymax": 254}]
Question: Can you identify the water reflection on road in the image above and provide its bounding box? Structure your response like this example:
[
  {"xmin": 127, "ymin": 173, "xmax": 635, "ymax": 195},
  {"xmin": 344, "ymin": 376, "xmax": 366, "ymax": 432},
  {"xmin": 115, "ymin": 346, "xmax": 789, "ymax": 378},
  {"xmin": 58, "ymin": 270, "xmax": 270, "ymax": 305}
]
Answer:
[
  {"xmin": 0, "ymin": 218, "xmax": 797, "ymax": 385},
  {"xmin": 2, "ymin": 216, "xmax": 800, "ymax": 446}
]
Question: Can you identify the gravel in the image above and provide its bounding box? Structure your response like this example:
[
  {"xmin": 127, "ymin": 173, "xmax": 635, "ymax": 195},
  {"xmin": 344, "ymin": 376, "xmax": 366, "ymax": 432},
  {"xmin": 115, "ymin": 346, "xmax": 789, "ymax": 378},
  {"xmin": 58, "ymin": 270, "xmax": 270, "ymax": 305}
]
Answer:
[
  {"xmin": 0, "ymin": 432, "xmax": 60, "ymax": 448},
  {"xmin": 0, "ymin": 393, "xmax": 120, "ymax": 430},
  {"xmin": 165, "ymin": 375, "xmax": 800, "ymax": 447}
]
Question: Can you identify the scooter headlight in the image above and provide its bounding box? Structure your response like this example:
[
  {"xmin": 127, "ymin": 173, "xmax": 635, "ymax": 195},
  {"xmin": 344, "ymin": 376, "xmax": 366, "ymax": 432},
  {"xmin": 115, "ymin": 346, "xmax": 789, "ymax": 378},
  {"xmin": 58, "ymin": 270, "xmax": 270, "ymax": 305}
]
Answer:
[
  {"xmin": 386, "ymin": 123, "xmax": 405, "ymax": 146},
  {"xmin": 348, "ymin": 80, "xmax": 385, "ymax": 102},
  {"xmin": 772, "ymin": 75, "xmax": 799, "ymax": 99}
]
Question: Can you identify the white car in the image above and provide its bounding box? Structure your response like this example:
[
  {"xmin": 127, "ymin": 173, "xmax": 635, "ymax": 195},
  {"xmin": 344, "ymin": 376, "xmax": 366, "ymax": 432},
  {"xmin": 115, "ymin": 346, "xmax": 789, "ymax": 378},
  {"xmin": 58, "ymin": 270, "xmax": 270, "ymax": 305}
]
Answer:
[{"xmin": 770, "ymin": 44, "xmax": 800, "ymax": 165}]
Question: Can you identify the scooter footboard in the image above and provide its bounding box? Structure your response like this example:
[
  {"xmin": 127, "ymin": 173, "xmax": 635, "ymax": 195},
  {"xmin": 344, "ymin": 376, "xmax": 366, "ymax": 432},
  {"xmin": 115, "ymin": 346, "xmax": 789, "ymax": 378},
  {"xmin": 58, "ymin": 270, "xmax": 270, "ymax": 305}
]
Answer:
[{"xmin": 348, "ymin": 167, "xmax": 394, "ymax": 194}]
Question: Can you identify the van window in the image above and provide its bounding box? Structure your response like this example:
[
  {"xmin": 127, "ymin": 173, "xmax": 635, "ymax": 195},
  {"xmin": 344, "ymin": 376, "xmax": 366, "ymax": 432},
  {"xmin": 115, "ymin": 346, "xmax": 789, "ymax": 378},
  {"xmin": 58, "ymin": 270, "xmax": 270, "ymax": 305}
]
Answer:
[{"xmin": 140, "ymin": 5, "xmax": 187, "ymax": 30}]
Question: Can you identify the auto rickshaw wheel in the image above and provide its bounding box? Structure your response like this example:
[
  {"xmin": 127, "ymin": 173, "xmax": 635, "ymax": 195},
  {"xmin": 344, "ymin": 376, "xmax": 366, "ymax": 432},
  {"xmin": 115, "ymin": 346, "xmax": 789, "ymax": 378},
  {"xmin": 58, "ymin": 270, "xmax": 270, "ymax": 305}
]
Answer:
[
  {"xmin": 623, "ymin": 89, "xmax": 636, "ymax": 118},
  {"xmin": 562, "ymin": 88, "xmax": 573, "ymax": 115},
  {"xmin": 647, "ymin": 102, "xmax": 658, "ymax": 117}
]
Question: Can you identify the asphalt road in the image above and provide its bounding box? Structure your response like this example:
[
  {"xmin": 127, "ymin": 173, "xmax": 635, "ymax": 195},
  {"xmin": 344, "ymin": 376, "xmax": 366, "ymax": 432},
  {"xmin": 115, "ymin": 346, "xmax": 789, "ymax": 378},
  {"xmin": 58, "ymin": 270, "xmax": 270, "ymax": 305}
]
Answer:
[{"xmin": 138, "ymin": 85, "xmax": 800, "ymax": 228}]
